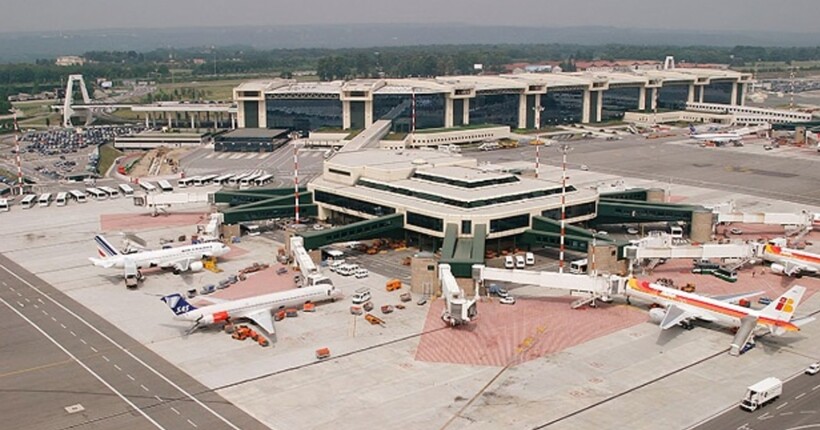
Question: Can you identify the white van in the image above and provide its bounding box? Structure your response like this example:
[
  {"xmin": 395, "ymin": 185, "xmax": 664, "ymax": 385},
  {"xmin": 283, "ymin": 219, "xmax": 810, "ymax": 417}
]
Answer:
[
  {"xmin": 570, "ymin": 258, "xmax": 588, "ymax": 274},
  {"xmin": 515, "ymin": 255, "xmax": 525, "ymax": 269},
  {"xmin": 352, "ymin": 287, "xmax": 372, "ymax": 304},
  {"xmin": 525, "ymin": 252, "xmax": 535, "ymax": 266},
  {"xmin": 504, "ymin": 256, "xmax": 514, "ymax": 269},
  {"xmin": 354, "ymin": 268, "xmax": 369, "ymax": 279}
]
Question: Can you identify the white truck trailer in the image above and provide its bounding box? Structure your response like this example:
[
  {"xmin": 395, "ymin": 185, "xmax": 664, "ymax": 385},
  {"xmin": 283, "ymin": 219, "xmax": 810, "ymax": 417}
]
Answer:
[{"xmin": 739, "ymin": 377, "xmax": 782, "ymax": 412}]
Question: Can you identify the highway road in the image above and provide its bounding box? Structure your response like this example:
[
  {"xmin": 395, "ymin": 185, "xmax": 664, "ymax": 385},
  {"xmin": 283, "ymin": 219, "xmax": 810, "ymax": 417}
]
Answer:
[
  {"xmin": 691, "ymin": 372, "xmax": 820, "ymax": 430},
  {"xmin": 0, "ymin": 253, "xmax": 268, "ymax": 430}
]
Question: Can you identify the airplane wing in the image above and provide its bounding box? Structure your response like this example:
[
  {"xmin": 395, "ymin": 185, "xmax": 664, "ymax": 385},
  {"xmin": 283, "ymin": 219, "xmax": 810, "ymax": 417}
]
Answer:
[
  {"xmin": 161, "ymin": 257, "xmax": 194, "ymax": 272},
  {"xmin": 710, "ymin": 291, "xmax": 764, "ymax": 304},
  {"xmin": 659, "ymin": 305, "xmax": 692, "ymax": 330},
  {"xmin": 243, "ymin": 310, "xmax": 275, "ymax": 335},
  {"xmin": 785, "ymin": 261, "xmax": 815, "ymax": 277}
]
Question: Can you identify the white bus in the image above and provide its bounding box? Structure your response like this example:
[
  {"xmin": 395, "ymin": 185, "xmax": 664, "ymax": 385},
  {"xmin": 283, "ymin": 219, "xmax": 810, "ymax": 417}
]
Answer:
[
  {"xmin": 86, "ymin": 188, "xmax": 108, "ymax": 200},
  {"xmin": 254, "ymin": 174, "xmax": 274, "ymax": 187},
  {"xmin": 195, "ymin": 174, "xmax": 219, "ymax": 186},
  {"xmin": 157, "ymin": 180, "xmax": 173, "ymax": 192},
  {"xmin": 178, "ymin": 177, "xmax": 197, "ymax": 188},
  {"xmin": 118, "ymin": 183, "xmax": 134, "ymax": 197},
  {"xmin": 0, "ymin": 198, "xmax": 9, "ymax": 212},
  {"xmin": 55, "ymin": 192, "xmax": 69, "ymax": 206},
  {"xmin": 20, "ymin": 194, "xmax": 37, "ymax": 209},
  {"xmin": 98, "ymin": 186, "xmax": 120, "ymax": 199},
  {"xmin": 69, "ymin": 189, "xmax": 88, "ymax": 203},
  {"xmin": 228, "ymin": 173, "xmax": 250, "ymax": 186},
  {"xmin": 214, "ymin": 173, "xmax": 235, "ymax": 185},
  {"xmin": 139, "ymin": 181, "xmax": 157, "ymax": 192},
  {"xmin": 569, "ymin": 258, "xmax": 588, "ymax": 274},
  {"xmin": 38, "ymin": 193, "xmax": 52, "ymax": 207},
  {"xmin": 240, "ymin": 172, "xmax": 263, "ymax": 187}
]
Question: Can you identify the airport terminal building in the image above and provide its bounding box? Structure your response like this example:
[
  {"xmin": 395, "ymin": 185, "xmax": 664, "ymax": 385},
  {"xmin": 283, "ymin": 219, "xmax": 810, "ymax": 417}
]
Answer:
[{"xmin": 233, "ymin": 68, "xmax": 753, "ymax": 132}]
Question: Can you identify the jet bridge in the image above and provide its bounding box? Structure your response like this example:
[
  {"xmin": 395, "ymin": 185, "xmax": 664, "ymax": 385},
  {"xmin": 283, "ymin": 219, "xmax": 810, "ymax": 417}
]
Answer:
[
  {"xmin": 712, "ymin": 201, "xmax": 815, "ymax": 232},
  {"xmin": 472, "ymin": 265, "xmax": 629, "ymax": 308},
  {"xmin": 623, "ymin": 231, "xmax": 755, "ymax": 261},
  {"xmin": 439, "ymin": 264, "xmax": 478, "ymax": 326}
]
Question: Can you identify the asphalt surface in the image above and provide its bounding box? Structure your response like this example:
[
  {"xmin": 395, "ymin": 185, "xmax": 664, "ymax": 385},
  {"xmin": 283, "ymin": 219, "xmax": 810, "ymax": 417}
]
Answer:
[
  {"xmin": 691, "ymin": 372, "xmax": 820, "ymax": 430},
  {"xmin": 471, "ymin": 135, "xmax": 820, "ymax": 206},
  {"xmin": 0, "ymin": 253, "xmax": 268, "ymax": 430}
]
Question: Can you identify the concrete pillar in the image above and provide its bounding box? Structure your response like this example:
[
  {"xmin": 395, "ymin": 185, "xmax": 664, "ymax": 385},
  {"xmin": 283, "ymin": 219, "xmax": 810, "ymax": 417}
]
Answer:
[
  {"xmin": 167, "ymin": 114, "xmax": 172, "ymax": 128},
  {"xmin": 595, "ymin": 90, "xmax": 603, "ymax": 123},
  {"xmin": 190, "ymin": 114, "xmax": 195, "ymax": 129},
  {"xmin": 698, "ymin": 86, "xmax": 705, "ymax": 103},
  {"xmin": 258, "ymin": 102, "xmax": 267, "ymax": 129},
  {"xmin": 533, "ymin": 95, "xmax": 542, "ymax": 127},
  {"xmin": 581, "ymin": 90, "xmax": 591, "ymax": 124},
  {"xmin": 145, "ymin": 114, "xmax": 149, "ymax": 128},
  {"xmin": 739, "ymin": 83, "xmax": 746, "ymax": 106},
  {"xmin": 463, "ymin": 98, "xmax": 470, "ymax": 125},
  {"xmin": 444, "ymin": 96, "xmax": 454, "ymax": 128},
  {"xmin": 638, "ymin": 87, "xmax": 647, "ymax": 111},
  {"xmin": 364, "ymin": 100, "xmax": 373, "ymax": 128},
  {"xmin": 518, "ymin": 94, "xmax": 528, "ymax": 129},
  {"xmin": 690, "ymin": 210, "xmax": 714, "ymax": 244},
  {"xmin": 231, "ymin": 113, "xmax": 236, "ymax": 129},
  {"xmin": 650, "ymin": 88, "xmax": 658, "ymax": 111},
  {"xmin": 687, "ymin": 84, "xmax": 695, "ymax": 103},
  {"xmin": 730, "ymin": 82, "xmax": 739, "ymax": 106},
  {"xmin": 342, "ymin": 100, "xmax": 351, "ymax": 130}
]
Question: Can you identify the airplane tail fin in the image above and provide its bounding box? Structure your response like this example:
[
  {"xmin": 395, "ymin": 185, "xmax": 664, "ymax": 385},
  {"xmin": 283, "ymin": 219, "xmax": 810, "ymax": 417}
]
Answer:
[
  {"xmin": 161, "ymin": 294, "xmax": 197, "ymax": 316},
  {"xmin": 689, "ymin": 124, "xmax": 696, "ymax": 135},
  {"xmin": 759, "ymin": 285, "xmax": 806, "ymax": 322},
  {"xmin": 94, "ymin": 235, "xmax": 120, "ymax": 258}
]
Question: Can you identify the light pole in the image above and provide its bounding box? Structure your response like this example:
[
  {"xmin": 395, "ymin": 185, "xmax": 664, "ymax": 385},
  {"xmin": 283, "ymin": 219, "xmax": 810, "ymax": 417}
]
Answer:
[{"xmin": 557, "ymin": 143, "xmax": 572, "ymax": 273}]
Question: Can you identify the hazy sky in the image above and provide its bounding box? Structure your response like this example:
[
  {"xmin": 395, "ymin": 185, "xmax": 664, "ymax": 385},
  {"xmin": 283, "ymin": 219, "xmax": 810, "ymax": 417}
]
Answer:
[{"xmin": 1, "ymin": 0, "xmax": 819, "ymax": 33}]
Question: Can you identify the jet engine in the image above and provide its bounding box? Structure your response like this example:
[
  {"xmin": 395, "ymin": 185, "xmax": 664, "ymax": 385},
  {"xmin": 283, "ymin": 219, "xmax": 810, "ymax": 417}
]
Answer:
[
  {"xmin": 190, "ymin": 261, "xmax": 204, "ymax": 272},
  {"xmin": 648, "ymin": 308, "xmax": 666, "ymax": 325},
  {"xmin": 770, "ymin": 263, "xmax": 785, "ymax": 275}
]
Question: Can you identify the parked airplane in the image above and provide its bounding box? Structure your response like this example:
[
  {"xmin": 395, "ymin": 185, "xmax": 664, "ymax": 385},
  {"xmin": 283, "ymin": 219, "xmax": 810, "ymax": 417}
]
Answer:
[
  {"xmin": 626, "ymin": 279, "xmax": 813, "ymax": 353},
  {"xmin": 90, "ymin": 235, "xmax": 230, "ymax": 276},
  {"xmin": 161, "ymin": 284, "xmax": 342, "ymax": 334},
  {"xmin": 760, "ymin": 241, "xmax": 820, "ymax": 277},
  {"xmin": 689, "ymin": 124, "xmax": 742, "ymax": 144}
]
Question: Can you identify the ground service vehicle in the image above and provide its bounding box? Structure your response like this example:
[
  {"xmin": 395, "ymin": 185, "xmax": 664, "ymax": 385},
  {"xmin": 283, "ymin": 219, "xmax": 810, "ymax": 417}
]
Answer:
[
  {"xmin": 386, "ymin": 279, "xmax": 401, "ymax": 291},
  {"xmin": 352, "ymin": 288, "xmax": 371, "ymax": 304},
  {"xmin": 525, "ymin": 252, "xmax": 535, "ymax": 265},
  {"xmin": 55, "ymin": 192, "xmax": 68, "ymax": 206},
  {"xmin": 740, "ymin": 377, "xmax": 782, "ymax": 412},
  {"xmin": 515, "ymin": 255, "xmax": 525, "ymax": 269},
  {"xmin": 0, "ymin": 198, "xmax": 9, "ymax": 212},
  {"xmin": 807, "ymin": 363, "xmax": 820, "ymax": 375},
  {"xmin": 20, "ymin": 194, "xmax": 36, "ymax": 209},
  {"xmin": 504, "ymin": 256, "xmax": 514, "ymax": 269},
  {"xmin": 569, "ymin": 258, "xmax": 588, "ymax": 274}
]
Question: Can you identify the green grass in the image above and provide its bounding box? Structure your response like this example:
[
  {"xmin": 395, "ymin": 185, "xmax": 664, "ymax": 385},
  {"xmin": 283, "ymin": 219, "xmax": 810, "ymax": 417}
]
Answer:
[{"xmin": 98, "ymin": 143, "xmax": 124, "ymax": 175}]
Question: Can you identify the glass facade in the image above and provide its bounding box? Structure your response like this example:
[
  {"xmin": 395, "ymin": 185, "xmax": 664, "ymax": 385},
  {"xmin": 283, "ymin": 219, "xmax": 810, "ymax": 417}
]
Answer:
[
  {"xmin": 657, "ymin": 83, "xmax": 689, "ymax": 110},
  {"xmin": 313, "ymin": 190, "xmax": 396, "ymax": 217},
  {"xmin": 703, "ymin": 80, "xmax": 734, "ymax": 105},
  {"xmin": 490, "ymin": 214, "xmax": 530, "ymax": 233},
  {"xmin": 540, "ymin": 90, "xmax": 583, "ymax": 126},
  {"xmin": 411, "ymin": 172, "xmax": 519, "ymax": 188},
  {"xmin": 602, "ymin": 87, "xmax": 642, "ymax": 120},
  {"xmin": 243, "ymin": 101, "xmax": 259, "ymax": 128},
  {"xmin": 358, "ymin": 179, "xmax": 578, "ymax": 209},
  {"xmin": 373, "ymin": 93, "xmax": 445, "ymax": 132},
  {"xmin": 540, "ymin": 202, "xmax": 597, "ymax": 220},
  {"xmin": 461, "ymin": 220, "xmax": 472, "ymax": 235},
  {"xmin": 471, "ymin": 93, "xmax": 520, "ymax": 128},
  {"xmin": 265, "ymin": 98, "xmax": 342, "ymax": 131},
  {"xmin": 453, "ymin": 99, "xmax": 465, "ymax": 126},
  {"xmin": 406, "ymin": 211, "xmax": 444, "ymax": 232}
]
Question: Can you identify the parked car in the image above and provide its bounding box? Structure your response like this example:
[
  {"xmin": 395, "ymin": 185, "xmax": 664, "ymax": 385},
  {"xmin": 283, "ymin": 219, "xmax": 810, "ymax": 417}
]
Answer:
[
  {"xmin": 626, "ymin": 227, "xmax": 639, "ymax": 235},
  {"xmin": 499, "ymin": 296, "xmax": 516, "ymax": 305},
  {"xmin": 758, "ymin": 296, "xmax": 773, "ymax": 305},
  {"xmin": 730, "ymin": 227, "xmax": 743, "ymax": 235},
  {"xmin": 807, "ymin": 362, "xmax": 820, "ymax": 375}
]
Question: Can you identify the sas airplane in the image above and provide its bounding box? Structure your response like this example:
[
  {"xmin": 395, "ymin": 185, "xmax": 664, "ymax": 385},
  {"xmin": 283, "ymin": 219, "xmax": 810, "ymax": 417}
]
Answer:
[
  {"xmin": 759, "ymin": 241, "xmax": 820, "ymax": 277},
  {"xmin": 161, "ymin": 284, "xmax": 342, "ymax": 335},
  {"xmin": 90, "ymin": 235, "xmax": 230, "ymax": 277},
  {"xmin": 626, "ymin": 279, "xmax": 813, "ymax": 355}
]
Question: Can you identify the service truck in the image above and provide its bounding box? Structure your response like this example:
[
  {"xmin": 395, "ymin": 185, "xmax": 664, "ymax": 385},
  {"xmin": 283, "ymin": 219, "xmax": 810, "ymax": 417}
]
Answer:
[{"xmin": 739, "ymin": 377, "xmax": 782, "ymax": 412}]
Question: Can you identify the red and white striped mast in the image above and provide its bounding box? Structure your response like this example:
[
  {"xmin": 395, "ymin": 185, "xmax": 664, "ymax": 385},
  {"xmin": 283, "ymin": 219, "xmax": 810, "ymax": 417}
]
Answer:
[
  {"xmin": 293, "ymin": 137, "xmax": 300, "ymax": 225},
  {"xmin": 535, "ymin": 144, "xmax": 540, "ymax": 179},
  {"xmin": 558, "ymin": 144, "xmax": 570, "ymax": 273},
  {"xmin": 13, "ymin": 112, "xmax": 23, "ymax": 195}
]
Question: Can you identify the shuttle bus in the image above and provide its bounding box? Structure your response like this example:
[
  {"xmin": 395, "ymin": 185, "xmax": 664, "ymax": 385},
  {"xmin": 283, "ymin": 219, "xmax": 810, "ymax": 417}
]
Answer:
[
  {"xmin": 20, "ymin": 194, "xmax": 37, "ymax": 209},
  {"xmin": 254, "ymin": 174, "xmax": 274, "ymax": 187},
  {"xmin": 228, "ymin": 173, "xmax": 250, "ymax": 186},
  {"xmin": 85, "ymin": 188, "xmax": 107, "ymax": 200},
  {"xmin": 98, "ymin": 186, "xmax": 120, "ymax": 199},
  {"xmin": 118, "ymin": 183, "xmax": 134, "ymax": 197},
  {"xmin": 69, "ymin": 189, "xmax": 88, "ymax": 203},
  {"xmin": 240, "ymin": 172, "xmax": 262, "ymax": 187},
  {"xmin": 178, "ymin": 177, "xmax": 197, "ymax": 188},
  {"xmin": 38, "ymin": 193, "xmax": 52, "ymax": 207},
  {"xmin": 55, "ymin": 192, "xmax": 69, "ymax": 206},
  {"xmin": 0, "ymin": 198, "xmax": 9, "ymax": 212},
  {"xmin": 195, "ymin": 174, "xmax": 219, "ymax": 186},
  {"xmin": 569, "ymin": 258, "xmax": 588, "ymax": 274},
  {"xmin": 139, "ymin": 181, "xmax": 157, "ymax": 192},
  {"xmin": 157, "ymin": 180, "xmax": 173, "ymax": 193},
  {"xmin": 214, "ymin": 173, "xmax": 234, "ymax": 185}
]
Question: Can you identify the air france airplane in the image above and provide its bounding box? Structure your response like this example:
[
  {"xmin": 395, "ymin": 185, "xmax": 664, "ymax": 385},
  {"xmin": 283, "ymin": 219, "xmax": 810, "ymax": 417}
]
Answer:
[{"xmin": 89, "ymin": 235, "xmax": 230, "ymax": 277}]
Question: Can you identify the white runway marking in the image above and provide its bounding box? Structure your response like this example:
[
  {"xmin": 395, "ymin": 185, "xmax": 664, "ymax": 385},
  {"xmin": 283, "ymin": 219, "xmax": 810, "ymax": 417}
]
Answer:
[{"xmin": 777, "ymin": 402, "xmax": 789, "ymax": 410}]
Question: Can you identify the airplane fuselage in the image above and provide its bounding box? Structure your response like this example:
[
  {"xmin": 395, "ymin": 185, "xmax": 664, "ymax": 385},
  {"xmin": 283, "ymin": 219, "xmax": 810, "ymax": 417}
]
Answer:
[
  {"xmin": 626, "ymin": 280, "xmax": 798, "ymax": 332},
  {"xmin": 178, "ymin": 284, "xmax": 342, "ymax": 325},
  {"xmin": 101, "ymin": 243, "xmax": 228, "ymax": 269},
  {"xmin": 762, "ymin": 244, "xmax": 820, "ymax": 274}
]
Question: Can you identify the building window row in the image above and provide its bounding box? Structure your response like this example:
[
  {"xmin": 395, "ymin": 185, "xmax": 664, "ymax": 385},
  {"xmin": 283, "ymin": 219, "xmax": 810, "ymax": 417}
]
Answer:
[
  {"xmin": 328, "ymin": 168, "xmax": 351, "ymax": 177},
  {"xmin": 406, "ymin": 211, "xmax": 444, "ymax": 232},
  {"xmin": 357, "ymin": 179, "xmax": 578, "ymax": 209},
  {"xmin": 540, "ymin": 202, "xmax": 597, "ymax": 220},
  {"xmin": 490, "ymin": 214, "xmax": 530, "ymax": 233},
  {"xmin": 415, "ymin": 133, "xmax": 496, "ymax": 144},
  {"xmin": 411, "ymin": 172, "xmax": 519, "ymax": 189},
  {"xmin": 314, "ymin": 190, "xmax": 396, "ymax": 217}
]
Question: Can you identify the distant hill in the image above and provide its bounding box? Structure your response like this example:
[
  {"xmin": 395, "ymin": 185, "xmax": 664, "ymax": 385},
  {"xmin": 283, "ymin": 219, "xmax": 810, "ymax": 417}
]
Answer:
[{"xmin": 1, "ymin": 24, "xmax": 818, "ymax": 63}]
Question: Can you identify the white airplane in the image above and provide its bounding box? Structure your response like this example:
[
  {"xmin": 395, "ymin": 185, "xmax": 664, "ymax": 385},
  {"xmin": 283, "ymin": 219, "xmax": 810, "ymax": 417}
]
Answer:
[
  {"xmin": 625, "ymin": 279, "xmax": 813, "ymax": 354},
  {"xmin": 90, "ymin": 235, "xmax": 230, "ymax": 276},
  {"xmin": 760, "ymin": 240, "xmax": 820, "ymax": 277},
  {"xmin": 689, "ymin": 124, "xmax": 742, "ymax": 144},
  {"xmin": 161, "ymin": 284, "xmax": 342, "ymax": 335}
]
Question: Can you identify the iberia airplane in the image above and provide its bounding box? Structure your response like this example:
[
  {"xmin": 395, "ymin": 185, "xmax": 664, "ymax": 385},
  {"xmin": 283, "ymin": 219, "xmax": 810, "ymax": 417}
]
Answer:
[
  {"xmin": 760, "ymin": 242, "xmax": 820, "ymax": 277},
  {"xmin": 626, "ymin": 279, "xmax": 813, "ymax": 354}
]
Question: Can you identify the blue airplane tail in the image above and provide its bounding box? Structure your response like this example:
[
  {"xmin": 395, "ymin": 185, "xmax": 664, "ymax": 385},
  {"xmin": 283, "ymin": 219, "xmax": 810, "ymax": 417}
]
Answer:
[
  {"xmin": 94, "ymin": 235, "xmax": 120, "ymax": 258},
  {"xmin": 688, "ymin": 124, "xmax": 696, "ymax": 135},
  {"xmin": 161, "ymin": 294, "xmax": 197, "ymax": 315}
]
